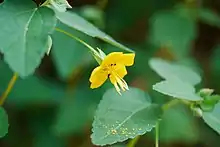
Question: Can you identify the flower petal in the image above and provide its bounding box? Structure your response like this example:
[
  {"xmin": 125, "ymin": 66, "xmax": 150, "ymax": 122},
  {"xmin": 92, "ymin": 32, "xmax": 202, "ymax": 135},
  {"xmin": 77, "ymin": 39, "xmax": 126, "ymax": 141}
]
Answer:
[
  {"xmin": 115, "ymin": 64, "xmax": 127, "ymax": 78},
  {"xmin": 109, "ymin": 65, "xmax": 127, "ymax": 84},
  {"xmin": 121, "ymin": 53, "xmax": 135, "ymax": 66},
  {"xmin": 102, "ymin": 52, "xmax": 123, "ymax": 65},
  {"xmin": 89, "ymin": 66, "xmax": 108, "ymax": 88}
]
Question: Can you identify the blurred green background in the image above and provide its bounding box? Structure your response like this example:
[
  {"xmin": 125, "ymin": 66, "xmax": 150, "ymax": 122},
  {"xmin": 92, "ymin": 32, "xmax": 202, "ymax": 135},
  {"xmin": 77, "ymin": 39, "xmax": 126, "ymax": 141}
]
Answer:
[{"xmin": 1, "ymin": 0, "xmax": 220, "ymax": 146}]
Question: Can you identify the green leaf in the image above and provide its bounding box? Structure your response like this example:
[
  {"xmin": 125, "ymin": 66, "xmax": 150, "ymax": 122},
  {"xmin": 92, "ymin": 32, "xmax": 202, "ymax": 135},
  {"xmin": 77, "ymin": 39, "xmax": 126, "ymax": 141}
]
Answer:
[
  {"xmin": 149, "ymin": 11, "xmax": 196, "ymax": 58},
  {"xmin": 79, "ymin": 6, "xmax": 105, "ymax": 29},
  {"xmin": 198, "ymin": 89, "xmax": 220, "ymax": 112},
  {"xmin": 153, "ymin": 78, "xmax": 202, "ymax": 101},
  {"xmin": 159, "ymin": 105, "xmax": 198, "ymax": 142},
  {"xmin": 0, "ymin": 107, "xmax": 9, "ymax": 138},
  {"xmin": 91, "ymin": 88, "xmax": 162, "ymax": 146},
  {"xmin": 0, "ymin": 0, "xmax": 57, "ymax": 77},
  {"xmin": 203, "ymin": 103, "xmax": 220, "ymax": 134},
  {"xmin": 8, "ymin": 77, "xmax": 63, "ymax": 105},
  {"xmin": 52, "ymin": 21, "xmax": 94, "ymax": 79},
  {"xmin": 199, "ymin": 8, "xmax": 220, "ymax": 27},
  {"xmin": 49, "ymin": 0, "xmax": 72, "ymax": 12},
  {"xmin": 53, "ymin": 86, "xmax": 99, "ymax": 135},
  {"xmin": 53, "ymin": 80, "xmax": 111, "ymax": 136},
  {"xmin": 199, "ymin": 90, "xmax": 220, "ymax": 112},
  {"xmin": 0, "ymin": 60, "xmax": 63, "ymax": 105},
  {"xmin": 149, "ymin": 58, "xmax": 201, "ymax": 85},
  {"xmin": 54, "ymin": 10, "xmax": 133, "ymax": 52}
]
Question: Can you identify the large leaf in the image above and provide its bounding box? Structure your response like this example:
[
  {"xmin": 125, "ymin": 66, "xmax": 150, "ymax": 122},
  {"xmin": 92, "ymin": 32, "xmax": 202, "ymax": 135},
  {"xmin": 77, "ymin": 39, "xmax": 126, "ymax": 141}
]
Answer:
[
  {"xmin": 79, "ymin": 5, "xmax": 105, "ymax": 29},
  {"xmin": 0, "ymin": 60, "xmax": 63, "ymax": 105},
  {"xmin": 149, "ymin": 11, "xmax": 196, "ymax": 58},
  {"xmin": 7, "ymin": 77, "xmax": 63, "ymax": 105},
  {"xmin": 149, "ymin": 58, "xmax": 201, "ymax": 85},
  {"xmin": 54, "ymin": 86, "xmax": 99, "ymax": 135},
  {"xmin": 0, "ymin": 0, "xmax": 57, "ymax": 77},
  {"xmin": 49, "ymin": 0, "xmax": 72, "ymax": 12},
  {"xmin": 159, "ymin": 105, "xmax": 198, "ymax": 142},
  {"xmin": 203, "ymin": 103, "xmax": 220, "ymax": 134},
  {"xmin": 54, "ymin": 10, "xmax": 133, "ymax": 52},
  {"xmin": 153, "ymin": 78, "xmax": 202, "ymax": 101},
  {"xmin": 0, "ymin": 107, "xmax": 9, "ymax": 138},
  {"xmin": 91, "ymin": 88, "xmax": 162, "ymax": 146},
  {"xmin": 53, "ymin": 80, "xmax": 111, "ymax": 136},
  {"xmin": 52, "ymin": 21, "xmax": 94, "ymax": 79}
]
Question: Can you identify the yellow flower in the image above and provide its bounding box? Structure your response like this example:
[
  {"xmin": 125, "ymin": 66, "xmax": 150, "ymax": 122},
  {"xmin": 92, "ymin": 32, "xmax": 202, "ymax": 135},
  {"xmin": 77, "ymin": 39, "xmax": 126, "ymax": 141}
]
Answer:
[{"xmin": 89, "ymin": 52, "xmax": 135, "ymax": 94}]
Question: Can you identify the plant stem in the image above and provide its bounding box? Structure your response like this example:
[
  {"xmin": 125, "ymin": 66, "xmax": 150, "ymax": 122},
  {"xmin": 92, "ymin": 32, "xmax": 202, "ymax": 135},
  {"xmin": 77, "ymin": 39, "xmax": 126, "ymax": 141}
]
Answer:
[
  {"xmin": 55, "ymin": 27, "xmax": 97, "ymax": 53},
  {"xmin": 41, "ymin": 0, "xmax": 50, "ymax": 6},
  {"xmin": 162, "ymin": 99, "xmax": 179, "ymax": 111},
  {"xmin": 0, "ymin": 73, "xmax": 18, "ymax": 106},
  {"xmin": 155, "ymin": 122, "xmax": 159, "ymax": 147},
  {"xmin": 127, "ymin": 136, "xmax": 140, "ymax": 147},
  {"xmin": 55, "ymin": 27, "xmax": 106, "ymax": 64}
]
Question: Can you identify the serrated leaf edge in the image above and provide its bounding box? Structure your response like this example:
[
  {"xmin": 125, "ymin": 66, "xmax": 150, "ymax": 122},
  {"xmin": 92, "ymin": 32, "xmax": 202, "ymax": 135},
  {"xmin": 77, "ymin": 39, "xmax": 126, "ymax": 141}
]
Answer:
[{"xmin": 91, "ymin": 96, "xmax": 160, "ymax": 146}]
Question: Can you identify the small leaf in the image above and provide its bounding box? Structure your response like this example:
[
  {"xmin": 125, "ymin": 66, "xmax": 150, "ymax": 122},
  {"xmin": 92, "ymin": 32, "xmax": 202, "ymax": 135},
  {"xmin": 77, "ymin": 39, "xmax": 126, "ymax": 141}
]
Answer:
[
  {"xmin": 0, "ymin": 0, "xmax": 57, "ymax": 77},
  {"xmin": 0, "ymin": 107, "xmax": 9, "ymax": 138},
  {"xmin": 91, "ymin": 88, "xmax": 162, "ymax": 146},
  {"xmin": 49, "ymin": 0, "xmax": 72, "ymax": 12},
  {"xmin": 54, "ymin": 10, "xmax": 133, "ymax": 52},
  {"xmin": 198, "ymin": 88, "xmax": 220, "ymax": 112},
  {"xmin": 200, "ymin": 101, "xmax": 216, "ymax": 112},
  {"xmin": 149, "ymin": 11, "xmax": 196, "ymax": 58},
  {"xmin": 149, "ymin": 58, "xmax": 201, "ymax": 85},
  {"xmin": 203, "ymin": 103, "xmax": 220, "ymax": 134},
  {"xmin": 153, "ymin": 78, "xmax": 202, "ymax": 101},
  {"xmin": 79, "ymin": 5, "xmax": 105, "ymax": 29},
  {"xmin": 200, "ymin": 94, "xmax": 220, "ymax": 112},
  {"xmin": 159, "ymin": 105, "xmax": 198, "ymax": 142}
]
